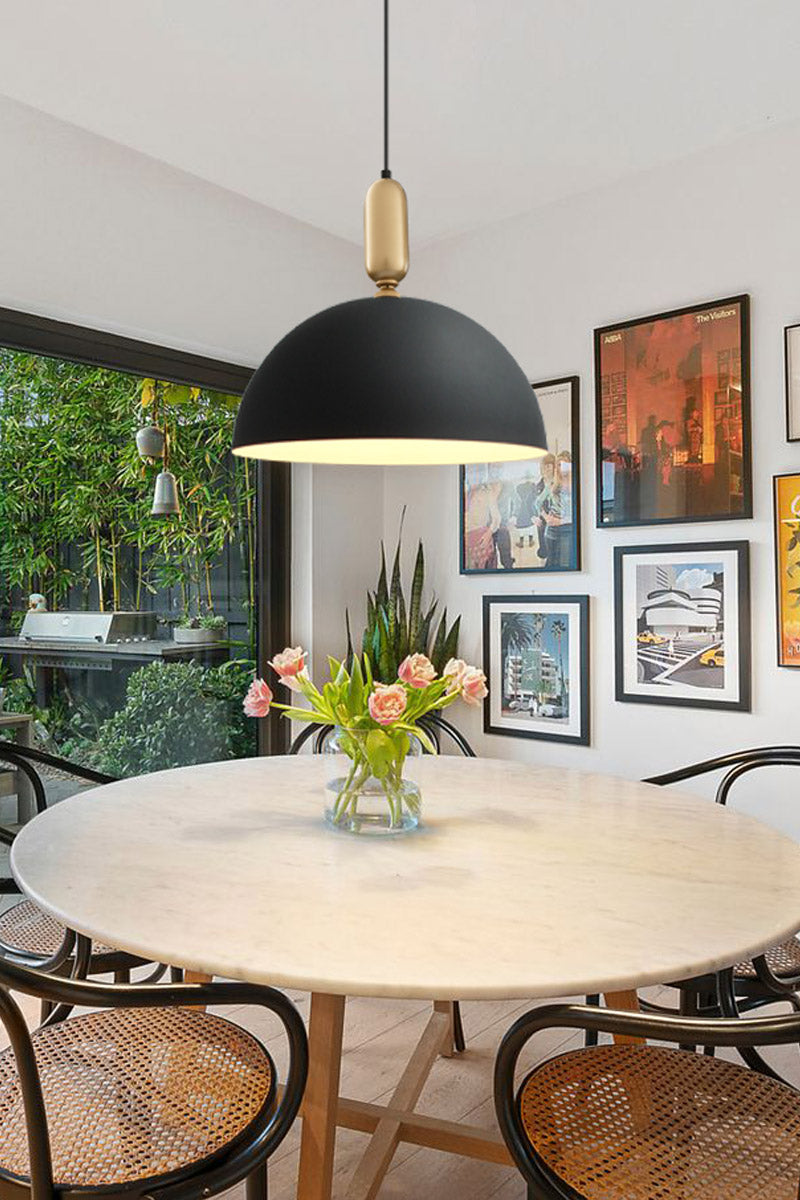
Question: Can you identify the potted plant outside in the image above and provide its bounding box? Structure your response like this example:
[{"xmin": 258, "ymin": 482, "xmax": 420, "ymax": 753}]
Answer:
[{"xmin": 173, "ymin": 612, "xmax": 228, "ymax": 645}]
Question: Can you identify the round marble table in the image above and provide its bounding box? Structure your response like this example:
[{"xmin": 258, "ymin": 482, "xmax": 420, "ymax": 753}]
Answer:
[{"xmin": 12, "ymin": 755, "xmax": 800, "ymax": 1200}]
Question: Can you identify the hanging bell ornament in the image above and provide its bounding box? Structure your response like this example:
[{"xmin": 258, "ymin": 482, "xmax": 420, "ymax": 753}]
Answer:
[
  {"xmin": 151, "ymin": 470, "xmax": 181, "ymax": 516},
  {"xmin": 136, "ymin": 425, "xmax": 165, "ymax": 460}
]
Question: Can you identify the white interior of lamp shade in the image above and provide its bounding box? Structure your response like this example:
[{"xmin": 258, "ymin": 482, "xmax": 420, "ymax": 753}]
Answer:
[{"xmin": 232, "ymin": 438, "xmax": 547, "ymax": 465}]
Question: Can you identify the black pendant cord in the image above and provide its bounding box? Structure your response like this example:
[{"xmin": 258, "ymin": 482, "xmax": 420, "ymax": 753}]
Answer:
[{"xmin": 381, "ymin": 0, "xmax": 391, "ymax": 178}]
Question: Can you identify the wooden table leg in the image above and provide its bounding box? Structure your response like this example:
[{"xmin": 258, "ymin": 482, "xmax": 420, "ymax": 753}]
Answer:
[
  {"xmin": 604, "ymin": 990, "xmax": 651, "ymax": 1128},
  {"xmin": 182, "ymin": 970, "xmax": 212, "ymax": 1012},
  {"xmin": 182, "ymin": 970, "xmax": 213, "ymax": 984},
  {"xmin": 347, "ymin": 1008, "xmax": 450, "ymax": 1200},
  {"xmin": 297, "ymin": 991, "xmax": 346, "ymax": 1200},
  {"xmin": 432, "ymin": 1000, "xmax": 461, "ymax": 1058},
  {"xmin": 13, "ymin": 717, "xmax": 35, "ymax": 824},
  {"xmin": 603, "ymin": 989, "xmax": 643, "ymax": 1045}
]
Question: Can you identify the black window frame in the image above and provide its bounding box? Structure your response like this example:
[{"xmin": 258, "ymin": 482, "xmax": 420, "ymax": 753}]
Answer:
[{"xmin": 0, "ymin": 305, "xmax": 291, "ymax": 755}]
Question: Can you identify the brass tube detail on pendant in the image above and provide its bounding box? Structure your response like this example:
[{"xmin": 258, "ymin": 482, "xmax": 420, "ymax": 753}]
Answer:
[{"xmin": 364, "ymin": 176, "xmax": 409, "ymax": 295}]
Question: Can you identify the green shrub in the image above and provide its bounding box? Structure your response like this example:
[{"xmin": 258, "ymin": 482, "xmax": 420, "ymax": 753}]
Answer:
[{"xmin": 89, "ymin": 659, "xmax": 256, "ymax": 777}]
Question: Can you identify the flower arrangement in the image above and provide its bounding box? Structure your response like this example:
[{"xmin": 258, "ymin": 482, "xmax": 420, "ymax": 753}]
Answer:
[{"xmin": 244, "ymin": 648, "xmax": 487, "ymax": 832}]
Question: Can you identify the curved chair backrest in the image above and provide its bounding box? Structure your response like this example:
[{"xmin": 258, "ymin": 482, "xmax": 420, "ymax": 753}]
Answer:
[
  {"xmin": 644, "ymin": 745, "xmax": 800, "ymax": 789},
  {"xmin": 288, "ymin": 711, "xmax": 476, "ymax": 757},
  {"xmin": 0, "ymin": 740, "xmax": 117, "ymax": 894},
  {"xmin": 287, "ymin": 723, "xmax": 332, "ymax": 755},
  {"xmin": 421, "ymin": 713, "xmax": 477, "ymax": 757},
  {"xmin": 645, "ymin": 745, "xmax": 800, "ymax": 1027},
  {"xmin": 645, "ymin": 744, "xmax": 800, "ymax": 809},
  {"xmin": 713, "ymin": 752, "xmax": 800, "ymax": 807},
  {"xmin": 0, "ymin": 738, "xmax": 117, "ymax": 798}
]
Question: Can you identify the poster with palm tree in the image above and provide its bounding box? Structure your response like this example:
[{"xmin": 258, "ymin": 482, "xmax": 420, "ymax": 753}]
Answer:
[{"xmin": 484, "ymin": 595, "xmax": 589, "ymax": 745}]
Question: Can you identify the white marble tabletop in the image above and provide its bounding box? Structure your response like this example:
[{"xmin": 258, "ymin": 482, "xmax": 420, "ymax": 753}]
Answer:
[{"xmin": 11, "ymin": 755, "xmax": 800, "ymax": 999}]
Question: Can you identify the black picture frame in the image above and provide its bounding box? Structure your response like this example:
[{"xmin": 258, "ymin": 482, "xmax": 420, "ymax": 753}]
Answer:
[
  {"xmin": 773, "ymin": 473, "xmax": 800, "ymax": 668},
  {"xmin": 482, "ymin": 593, "xmax": 590, "ymax": 745},
  {"xmin": 595, "ymin": 295, "xmax": 752, "ymax": 528},
  {"xmin": 460, "ymin": 376, "xmax": 580, "ymax": 574},
  {"xmin": 784, "ymin": 324, "xmax": 800, "ymax": 443},
  {"xmin": 614, "ymin": 540, "xmax": 751, "ymax": 712}
]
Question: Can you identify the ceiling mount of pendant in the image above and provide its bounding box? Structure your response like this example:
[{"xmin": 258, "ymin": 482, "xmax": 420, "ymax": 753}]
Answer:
[
  {"xmin": 364, "ymin": 0, "xmax": 408, "ymax": 297},
  {"xmin": 364, "ymin": 175, "xmax": 408, "ymax": 296},
  {"xmin": 232, "ymin": 0, "xmax": 547, "ymax": 466}
]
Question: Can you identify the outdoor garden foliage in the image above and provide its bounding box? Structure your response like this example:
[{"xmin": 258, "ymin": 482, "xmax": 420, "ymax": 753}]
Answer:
[
  {"xmin": 66, "ymin": 660, "xmax": 257, "ymax": 776},
  {"xmin": 0, "ymin": 349, "xmax": 255, "ymax": 621}
]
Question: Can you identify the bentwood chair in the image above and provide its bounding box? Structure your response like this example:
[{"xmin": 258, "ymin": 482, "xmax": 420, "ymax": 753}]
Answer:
[
  {"xmin": 646, "ymin": 746, "xmax": 800, "ymax": 1012},
  {"xmin": 0, "ymin": 937, "xmax": 308, "ymax": 1200},
  {"xmin": 287, "ymin": 711, "xmax": 476, "ymax": 759},
  {"xmin": 585, "ymin": 746, "xmax": 800, "ymax": 1048},
  {"xmin": 495, "ymin": 993, "xmax": 800, "ymax": 1199},
  {"xmin": 0, "ymin": 741, "xmax": 166, "ymax": 994},
  {"xmin": 288, "ymin": 711, "xmax": 474, "ymax": 1054}
]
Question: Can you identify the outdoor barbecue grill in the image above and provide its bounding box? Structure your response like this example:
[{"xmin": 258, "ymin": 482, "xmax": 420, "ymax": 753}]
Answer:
[{"xmin": 0, "ymin": 611, "xmax": 225, "ymax": 671}]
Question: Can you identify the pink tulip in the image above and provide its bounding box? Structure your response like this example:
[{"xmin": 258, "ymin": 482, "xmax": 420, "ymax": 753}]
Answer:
[
  {"xmin": 368, "ymin": 683, "xmax": 408, "ymax": 726},
  {"xmin": 442, "ymin": 657, "xmax": 468, "ymax": 694},
  {"xmin": 269, "ymin": 646, "xmax": 308, "ymax": 692},
  {"xmin": 243, "ymin": 677, "xmax": 273, "ymax": 718},
  {"xmin": 460, "ymin": 667, "xmax": 488, "ymax": 706},
  {"xmin": 398, "ymin": 653, "xmax": 436, "ymax": 689}
]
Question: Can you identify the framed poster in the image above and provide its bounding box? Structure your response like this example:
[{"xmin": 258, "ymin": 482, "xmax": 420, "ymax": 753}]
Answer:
[
  {"xmin": 784, "ymin": 324, "xmax": 800, "ymax": 442},
  {"xmin": 774, "ymin": 473, "xmax": 800, "ymax": 666},
  {"xmin": 595, "ymin": 296, "xmax": 751, "ymax": 527},
  {"xmin": 614, "ymin": 541, "xmax": 750, "ymax": 712},
  {"xmin": 461, "ymin": 376, "xmax": 580, "ymax": 574},
  {"xmin": 483, "ymin": 594, "xmax": 590, "ymax": 745}
]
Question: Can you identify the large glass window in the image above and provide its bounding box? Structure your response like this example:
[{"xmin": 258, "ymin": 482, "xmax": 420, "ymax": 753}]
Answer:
[{"xmin": 0, "ymin": 321, "xmax": 285, "ymax": 795}]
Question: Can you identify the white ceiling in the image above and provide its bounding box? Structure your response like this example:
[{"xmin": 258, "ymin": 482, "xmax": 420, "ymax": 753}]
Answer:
[{"xmin": 1, "ymin": 1, "xmax": 799, "ymax": 247}]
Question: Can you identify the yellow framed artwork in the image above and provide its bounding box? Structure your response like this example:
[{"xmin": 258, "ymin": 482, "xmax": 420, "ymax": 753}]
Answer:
[{"xmin": 774, "ymin": 473, "xmax": 800, "ymax": 667}]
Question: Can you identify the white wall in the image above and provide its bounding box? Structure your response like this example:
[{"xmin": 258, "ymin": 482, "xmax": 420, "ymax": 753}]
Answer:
[
  {"xmin": 3, "ymin": 92, "xmax": 797, "ymax": 811},
  {"xmin": 388, "ymin": 118, "xmax": 800, "ymax": 827},
  {"xmin": 0, "ymin": 94, "xmax": 384, "ymax": 669}
]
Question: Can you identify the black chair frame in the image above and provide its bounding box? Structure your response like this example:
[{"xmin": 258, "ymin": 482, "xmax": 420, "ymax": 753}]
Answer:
[
  {"xmin": 0, "ymin": 737, "xmax": 115, "ymax": 854},
  {"xmin": 494, "ymin": 995, "xmax": 800, "ymax": 1200},
  {"xmin": 585, "ymin": 746, "xmax": 800, "ymax": 1050},
  {"xmin": 287, "ymin": 711, "xmax": 476, "ymax": 759},
  {"xmin": 0, "ymin": 741, "xmax": 165, "ymax": 989},
  {"xmin": 0, "ymin": 938, "xmax": 308, "ymax": 1200},
  {"xmin": 656, "ymin": 748, "xmax": 800, "ymax": 1000}
]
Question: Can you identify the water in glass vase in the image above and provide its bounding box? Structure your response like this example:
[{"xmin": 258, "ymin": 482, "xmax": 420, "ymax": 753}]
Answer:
[{"xmin": 324, "ymin": 726, "xmax": 422, "ymax": 835}]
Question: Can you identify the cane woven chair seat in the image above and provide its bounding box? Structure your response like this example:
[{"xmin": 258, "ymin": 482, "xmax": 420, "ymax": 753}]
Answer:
[
  {"xmin": 0, "ymin": 1007, "xmax": 273, "ymax": 1187},
  {"xmin": 0, "ymin": 899, "xmax": 116, "ymax": 958},
  {"xmin": 519, "ymin": 1043, "xmax": 800, "ymax": 1199},
  {"xmin": 735, "ymin": 935, "xmax": 800, "ymax": 980}
]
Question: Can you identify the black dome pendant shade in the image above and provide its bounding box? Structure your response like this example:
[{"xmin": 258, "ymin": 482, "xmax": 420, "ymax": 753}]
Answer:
[
  {"xmin": 232, "ymin": 1, "xmax": 546, "ymax": 467},
  {"xmin": 232, "ymin": 297, "xmax": 546, "ymax": 465}
]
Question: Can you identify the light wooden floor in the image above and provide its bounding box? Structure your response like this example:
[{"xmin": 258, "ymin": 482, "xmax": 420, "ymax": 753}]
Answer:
[
  {"xmin": 217, "ymin": 987, "xmax": 586, "ymax": 1200},
  {"xmin": 5, "ymin": 980, "xmax": 800, "ymax": 1199}
]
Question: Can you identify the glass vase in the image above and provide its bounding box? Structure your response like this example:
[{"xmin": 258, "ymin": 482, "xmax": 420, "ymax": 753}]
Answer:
[{"xmin": 323, "ymin": 726, "xmax": 422, "ymax": 835}]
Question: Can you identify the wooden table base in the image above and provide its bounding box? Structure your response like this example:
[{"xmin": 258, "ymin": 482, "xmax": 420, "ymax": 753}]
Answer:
[{"xmin": 295, "ymin": 989, "xmax": 639, "ymax": 1200}]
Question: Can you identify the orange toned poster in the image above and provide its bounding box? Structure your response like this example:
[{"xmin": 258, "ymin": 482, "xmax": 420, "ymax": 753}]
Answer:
[
  {"xmin": 596, "ymin": 296, "xmax": 750, "ymax": 526},
  {"xmin": 774, "ymin": 473, "xmax": 800, "ymax": 667}
]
